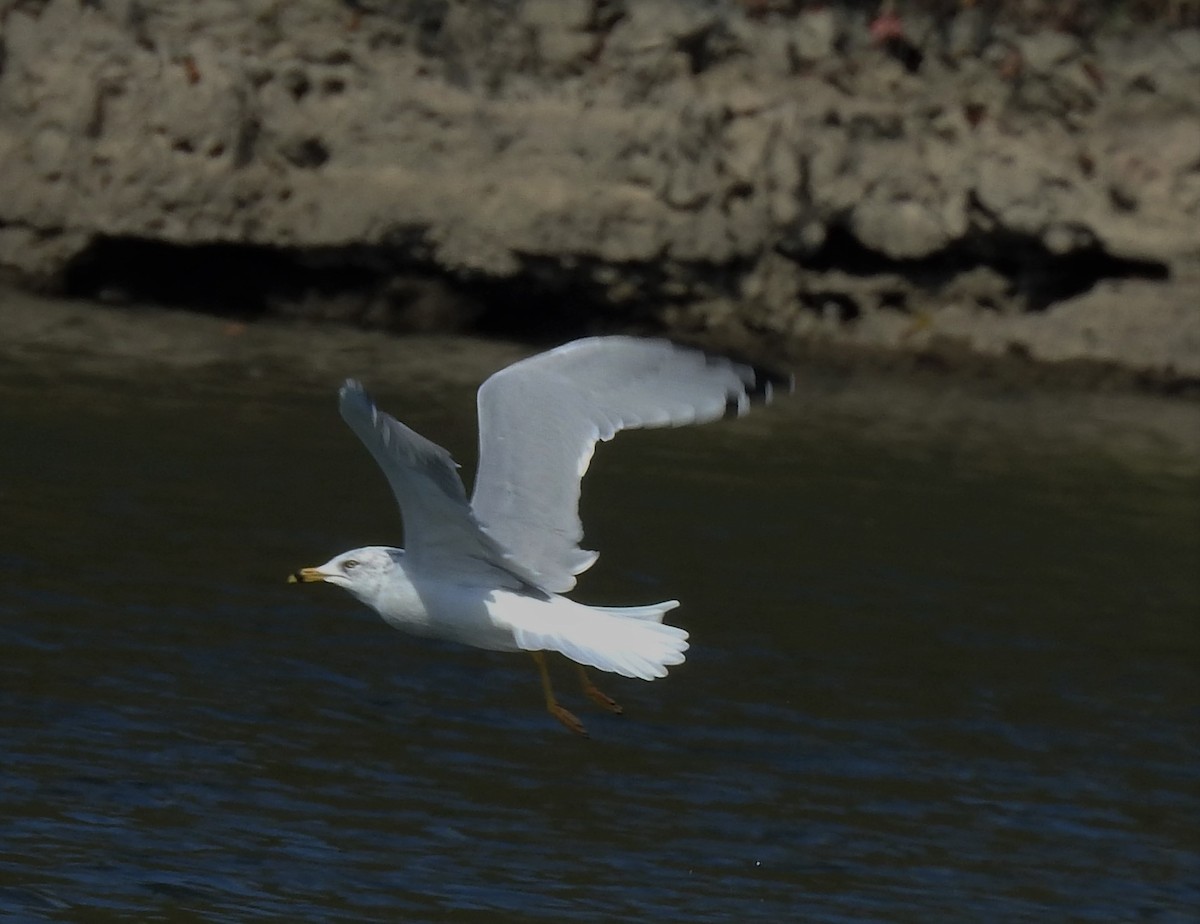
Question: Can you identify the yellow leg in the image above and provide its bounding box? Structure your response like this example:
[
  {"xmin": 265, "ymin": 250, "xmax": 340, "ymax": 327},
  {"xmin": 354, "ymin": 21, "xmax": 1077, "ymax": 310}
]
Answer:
[
  {"xmin": 577, "ymin": 664, "xmax": 623, "ymax": 715},
  {"xmin": 531, "ymin": 651, "xmax": 588, "ymax": 737}
]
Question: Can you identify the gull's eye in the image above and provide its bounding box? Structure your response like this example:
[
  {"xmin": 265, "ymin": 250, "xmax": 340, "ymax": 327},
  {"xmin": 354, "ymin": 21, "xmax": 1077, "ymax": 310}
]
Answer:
[{"xmin": 342, "ymin": 559, "xmax": 359, "ymax": 572}]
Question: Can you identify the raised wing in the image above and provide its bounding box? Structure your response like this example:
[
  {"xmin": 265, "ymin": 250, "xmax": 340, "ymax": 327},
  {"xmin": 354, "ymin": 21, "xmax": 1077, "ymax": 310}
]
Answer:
[
  {"xmin": 470, "ymin": 337, "xmax": 784, "ymax": 593},
  {"xmin": 338, "ymin": 380, "xmax": 541, "ymax": 589}
]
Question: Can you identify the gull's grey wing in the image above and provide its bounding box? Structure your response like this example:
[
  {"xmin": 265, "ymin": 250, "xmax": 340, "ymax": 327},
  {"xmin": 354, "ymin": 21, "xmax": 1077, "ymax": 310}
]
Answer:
[
  {"xmin": 470, "ymin": 337, "xmax": 785, "ymax": 593},
  {"xmin": 338, "ymin": 380, "xmax": 542, "ymax": 588}
]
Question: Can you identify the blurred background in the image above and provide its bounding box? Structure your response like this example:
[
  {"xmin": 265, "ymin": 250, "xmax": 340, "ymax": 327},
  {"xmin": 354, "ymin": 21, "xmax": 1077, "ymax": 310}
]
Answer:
[{"xmin": 1, "ymin": 1, "xmax": 1198, "ymax": 921}]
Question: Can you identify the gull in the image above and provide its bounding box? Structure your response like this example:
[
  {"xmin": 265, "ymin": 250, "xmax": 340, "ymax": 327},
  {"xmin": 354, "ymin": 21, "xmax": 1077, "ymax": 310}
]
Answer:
[{"xmin": 289, "ymin": 336, "xmax": 782, "ymax": 735}]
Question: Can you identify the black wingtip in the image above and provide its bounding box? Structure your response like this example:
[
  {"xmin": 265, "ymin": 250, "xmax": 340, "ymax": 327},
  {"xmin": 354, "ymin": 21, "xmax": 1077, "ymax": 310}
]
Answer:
[
  {"xmin": 721, "ymin": 357, "xmax": 794, "ymax": 417},
  {"xmin": 753, "ymin": 365, "xmax": 795, "ymax": 402}
]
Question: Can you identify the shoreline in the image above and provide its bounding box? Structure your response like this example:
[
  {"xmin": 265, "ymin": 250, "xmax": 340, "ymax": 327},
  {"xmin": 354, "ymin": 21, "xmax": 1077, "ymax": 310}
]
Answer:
[
  {"xmin": 4, "ymin": 288, "xmax": 1197, "ymax": 473},
  {"xmin": 4, "ymin": 284, "xmax": 1197, "ymax": 395}
]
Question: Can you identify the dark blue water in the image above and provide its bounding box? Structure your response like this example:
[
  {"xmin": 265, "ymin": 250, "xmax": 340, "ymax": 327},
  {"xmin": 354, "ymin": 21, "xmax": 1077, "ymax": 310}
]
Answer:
[{"xmin": 2, "ymin": 364, "xmax": 1198, "ymax": 922}]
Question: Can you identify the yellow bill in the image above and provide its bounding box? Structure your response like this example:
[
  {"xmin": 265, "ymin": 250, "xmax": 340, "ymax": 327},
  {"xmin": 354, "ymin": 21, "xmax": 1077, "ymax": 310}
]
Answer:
[{"xmin": 288, "ymin": 567, "xmax": 329, "ymax": 584}]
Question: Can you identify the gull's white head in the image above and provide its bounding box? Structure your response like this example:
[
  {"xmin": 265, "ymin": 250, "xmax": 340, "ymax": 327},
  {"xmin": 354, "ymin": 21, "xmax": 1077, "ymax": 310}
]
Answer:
[{"xmin": 288, "ymin": 546, "xmax": 402, "ymax": 606}]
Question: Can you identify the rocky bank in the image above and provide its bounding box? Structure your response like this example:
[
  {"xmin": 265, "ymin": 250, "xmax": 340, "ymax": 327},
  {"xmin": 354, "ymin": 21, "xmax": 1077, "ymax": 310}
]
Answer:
[{"xmin": 0, "ymin": 1, "xmax": 1198, "ymax": 387}]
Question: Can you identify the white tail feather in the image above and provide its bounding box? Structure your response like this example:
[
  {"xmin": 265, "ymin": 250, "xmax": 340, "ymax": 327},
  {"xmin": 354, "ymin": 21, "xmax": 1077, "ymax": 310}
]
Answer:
[
  {"xmin": 498, "ymin": 596, "xmax": 689, "ymax": 680},
  {"xmin": 589, "ymin": 600, "xmax": 680, "ymax": 622}
]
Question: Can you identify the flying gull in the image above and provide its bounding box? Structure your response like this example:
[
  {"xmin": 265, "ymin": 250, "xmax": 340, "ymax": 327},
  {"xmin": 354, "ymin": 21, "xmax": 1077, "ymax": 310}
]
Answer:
[{"xmin": 290, "ymin": 336, "xmax": 784, "ymax": 735}]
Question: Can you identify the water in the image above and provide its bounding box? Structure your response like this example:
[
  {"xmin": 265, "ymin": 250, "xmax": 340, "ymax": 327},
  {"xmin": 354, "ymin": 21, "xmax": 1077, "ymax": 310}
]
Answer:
[{"xmin": 2, "ymin": 357, "xmax": 1198, "ymax": 922}]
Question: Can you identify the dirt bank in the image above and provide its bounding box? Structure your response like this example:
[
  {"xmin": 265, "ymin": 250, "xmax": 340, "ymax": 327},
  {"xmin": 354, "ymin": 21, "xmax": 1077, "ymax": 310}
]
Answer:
[{"xmin": 1, "ymin": 1, "xmax": 1198, "ymax": 387}]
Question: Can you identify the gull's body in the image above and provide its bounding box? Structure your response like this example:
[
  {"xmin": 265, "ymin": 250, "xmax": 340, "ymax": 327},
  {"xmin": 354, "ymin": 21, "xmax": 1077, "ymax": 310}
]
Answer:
[
  {"xmin": 321, "ymin": 547, "xmax": 686, "ymax": 678},
  {"xmin": 291, "ymin": 336, "xmax": 781, "ymax": 734}
]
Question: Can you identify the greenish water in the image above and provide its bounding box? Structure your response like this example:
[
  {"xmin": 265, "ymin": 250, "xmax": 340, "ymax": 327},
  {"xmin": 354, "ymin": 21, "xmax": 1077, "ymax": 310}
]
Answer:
[{"xmin": 1, "ymin": 362, "xmax": 1198, "ymax": 922}]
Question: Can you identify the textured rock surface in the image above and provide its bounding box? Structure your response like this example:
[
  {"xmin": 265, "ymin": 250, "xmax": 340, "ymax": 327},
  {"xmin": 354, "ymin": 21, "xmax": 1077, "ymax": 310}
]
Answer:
[{"xmin": 0, "ymin": 0, "xmax": 1197, "ymax": 383}]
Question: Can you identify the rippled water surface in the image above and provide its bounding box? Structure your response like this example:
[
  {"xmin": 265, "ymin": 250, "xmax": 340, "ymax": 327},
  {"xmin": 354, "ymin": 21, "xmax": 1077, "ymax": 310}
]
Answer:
[{"xmin": 2, "ymin": 360, "xmax": 1198, "ymax": 922}]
